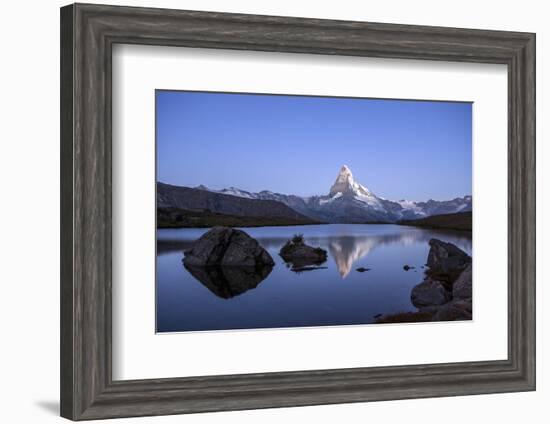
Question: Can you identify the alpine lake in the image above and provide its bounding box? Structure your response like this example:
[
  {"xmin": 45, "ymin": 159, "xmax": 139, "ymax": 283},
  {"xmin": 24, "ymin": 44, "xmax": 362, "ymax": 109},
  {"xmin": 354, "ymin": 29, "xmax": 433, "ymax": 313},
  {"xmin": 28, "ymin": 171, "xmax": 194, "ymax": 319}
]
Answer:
[{"xmin": 156, "ymin": 224, "xmax": 472, "ymax": 332}]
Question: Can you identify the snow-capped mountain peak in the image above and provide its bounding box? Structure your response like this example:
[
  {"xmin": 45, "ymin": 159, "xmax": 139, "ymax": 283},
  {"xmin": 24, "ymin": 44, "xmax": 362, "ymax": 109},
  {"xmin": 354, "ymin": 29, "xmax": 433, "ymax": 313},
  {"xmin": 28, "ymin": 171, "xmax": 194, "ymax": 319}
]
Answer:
[
  {"xmin": 325, "ymin": 165, "xmax": 386, "ymax": 212},
  {"xmin": 329, "ymin": 165, "xmax": 373, "ymax": 197}
]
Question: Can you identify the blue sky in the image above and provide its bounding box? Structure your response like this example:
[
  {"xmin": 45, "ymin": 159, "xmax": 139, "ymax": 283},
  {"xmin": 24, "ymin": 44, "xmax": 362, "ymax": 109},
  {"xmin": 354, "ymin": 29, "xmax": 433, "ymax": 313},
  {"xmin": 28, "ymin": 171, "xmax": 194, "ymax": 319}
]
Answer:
[{"xmin": 156, "ymin": 91, "xmax": 471, "ymax": 201}]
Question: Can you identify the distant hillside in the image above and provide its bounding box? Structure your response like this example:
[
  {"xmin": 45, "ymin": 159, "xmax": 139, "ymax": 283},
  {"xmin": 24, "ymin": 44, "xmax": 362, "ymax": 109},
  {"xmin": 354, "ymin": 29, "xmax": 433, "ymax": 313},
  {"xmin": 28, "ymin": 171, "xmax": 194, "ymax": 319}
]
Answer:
[
  {"xmin": 158, "ymin": 207, "xmax": 322, "ymax": 228},
  {"xmin": 398, "ymin": 211, "xmax": 472, "ymax": 232},
  {"xmin": 157, "ymin": 183, "xmax": 320, "ymax": 228}
]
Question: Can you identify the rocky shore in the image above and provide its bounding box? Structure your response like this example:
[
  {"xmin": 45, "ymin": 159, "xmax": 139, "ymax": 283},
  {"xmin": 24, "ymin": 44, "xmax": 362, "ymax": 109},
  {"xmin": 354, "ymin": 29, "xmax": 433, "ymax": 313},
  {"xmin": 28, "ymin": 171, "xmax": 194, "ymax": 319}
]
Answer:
[{"xmin": 377, "ymin": 238, "xmax": 472, "ymax": 323}]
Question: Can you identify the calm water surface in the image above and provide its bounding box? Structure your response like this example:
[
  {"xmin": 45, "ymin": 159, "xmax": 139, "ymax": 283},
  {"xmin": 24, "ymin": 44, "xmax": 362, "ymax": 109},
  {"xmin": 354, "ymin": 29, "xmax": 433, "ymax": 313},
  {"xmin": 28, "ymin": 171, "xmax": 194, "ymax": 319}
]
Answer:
[{"xmin": 156, "ymin": 224, "xmax": 472, "ymax": 332}]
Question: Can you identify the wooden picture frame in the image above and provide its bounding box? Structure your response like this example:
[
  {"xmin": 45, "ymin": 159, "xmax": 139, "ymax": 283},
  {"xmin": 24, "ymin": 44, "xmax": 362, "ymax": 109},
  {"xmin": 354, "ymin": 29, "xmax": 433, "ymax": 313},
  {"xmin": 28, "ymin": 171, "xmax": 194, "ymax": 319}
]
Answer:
[{"xmin": 60, "ymin": 3, "xmax": 535, "ymax": 420}]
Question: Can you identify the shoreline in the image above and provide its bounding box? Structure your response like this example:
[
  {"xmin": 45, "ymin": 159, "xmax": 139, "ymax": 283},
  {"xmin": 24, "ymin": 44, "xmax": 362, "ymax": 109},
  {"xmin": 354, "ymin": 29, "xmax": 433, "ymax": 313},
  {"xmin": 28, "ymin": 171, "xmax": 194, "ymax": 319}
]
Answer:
[
  {"xmin": 396, "ymin": 211, "xmax": 472, "ymax": 232},
  {"xmin": 157, "ymin": 222, "xmax": 470, "ymax": 231},
  {"xmin": 157, "ymin": 211, "xmax": 472, "ymax": 231}
]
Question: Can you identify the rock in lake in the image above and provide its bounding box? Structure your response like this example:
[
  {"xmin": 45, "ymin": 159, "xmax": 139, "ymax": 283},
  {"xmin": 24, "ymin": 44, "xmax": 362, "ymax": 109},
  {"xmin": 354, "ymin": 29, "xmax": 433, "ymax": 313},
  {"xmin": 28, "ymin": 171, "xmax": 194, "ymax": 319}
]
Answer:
[
  {"xmin": 356, "ymin": 267, "xmax": 371, "ymax": 272},
  {"xmin": 279, "ymin": 234, "xmax": 327, "ymax": 267},
  {"xmin": 411, "ymin": 279, "xmax": 451, "ymax": 307},
  {"xmin": 183, "ymin": 227, "xmax": 274, "ymax": 267},
  {"xmin": 427, "ymin": 238, "xmax": 471, "ymax": 279}
]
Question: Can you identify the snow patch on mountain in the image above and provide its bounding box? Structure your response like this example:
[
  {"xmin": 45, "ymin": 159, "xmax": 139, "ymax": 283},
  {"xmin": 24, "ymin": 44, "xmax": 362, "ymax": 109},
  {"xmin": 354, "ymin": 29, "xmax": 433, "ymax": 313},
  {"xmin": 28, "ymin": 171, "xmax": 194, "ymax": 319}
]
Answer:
[
  {"xmin": 354, "ymin": 192, "xmax": 386, "ymax": 211},
  {"xmin": 319, "ymin": 192, "xmax": 342, "ymax": 205},
  {"xmin": 218, "ymin": 187, "xmax": 257, "ymax": 199},
  {"xmin": 397, "ymin": 199, "xmax": 428, "ymax": 217}
]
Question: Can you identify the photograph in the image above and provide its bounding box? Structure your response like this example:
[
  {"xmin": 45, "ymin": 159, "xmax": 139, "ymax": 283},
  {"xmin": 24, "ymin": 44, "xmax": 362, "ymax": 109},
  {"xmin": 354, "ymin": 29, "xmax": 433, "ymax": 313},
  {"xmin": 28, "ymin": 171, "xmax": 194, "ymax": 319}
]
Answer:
[
  {"xmin": 2, "ymin": 0, "xmax": 540, "ymax": 422},
  {"xmin": 155, "ymin": 90, "xmax": 473, "ymax": 332}
]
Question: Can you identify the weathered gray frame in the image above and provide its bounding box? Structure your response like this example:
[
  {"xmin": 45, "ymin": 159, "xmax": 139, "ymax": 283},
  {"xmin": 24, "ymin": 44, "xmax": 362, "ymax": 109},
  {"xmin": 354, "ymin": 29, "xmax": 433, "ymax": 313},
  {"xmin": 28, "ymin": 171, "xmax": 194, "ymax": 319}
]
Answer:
[{"xmin": 60, "ymin": 3, "xmax": 536, "ymax": 421}]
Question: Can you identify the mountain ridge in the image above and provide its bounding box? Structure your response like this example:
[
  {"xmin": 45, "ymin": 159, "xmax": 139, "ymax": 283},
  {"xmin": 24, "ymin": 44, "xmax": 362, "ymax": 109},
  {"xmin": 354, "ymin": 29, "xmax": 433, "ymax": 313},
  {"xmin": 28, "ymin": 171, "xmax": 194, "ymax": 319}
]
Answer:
[
  {"xmin": 157, "ymin": 183, "xmax": 320, "ymax": 227},
  {"xmin": 184, "ymin": 165, "xmax": 471, "ymax": 223}
]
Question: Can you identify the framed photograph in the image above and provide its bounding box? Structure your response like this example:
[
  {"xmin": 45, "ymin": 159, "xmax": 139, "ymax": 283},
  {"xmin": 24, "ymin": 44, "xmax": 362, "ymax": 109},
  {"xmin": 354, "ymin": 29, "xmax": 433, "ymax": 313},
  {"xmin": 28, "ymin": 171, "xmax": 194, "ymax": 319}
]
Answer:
[{"xmin": 60, "ymin": 3, "xmax": 535, "ymax": 420}]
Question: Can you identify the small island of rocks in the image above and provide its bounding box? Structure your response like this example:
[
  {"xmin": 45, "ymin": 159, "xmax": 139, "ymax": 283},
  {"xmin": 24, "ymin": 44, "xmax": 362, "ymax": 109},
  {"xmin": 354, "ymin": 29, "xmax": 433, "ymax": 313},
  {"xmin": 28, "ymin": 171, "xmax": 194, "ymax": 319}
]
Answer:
[{"xmin": 279, "ymin": 234, "xmax": 328, "ymax": 271}]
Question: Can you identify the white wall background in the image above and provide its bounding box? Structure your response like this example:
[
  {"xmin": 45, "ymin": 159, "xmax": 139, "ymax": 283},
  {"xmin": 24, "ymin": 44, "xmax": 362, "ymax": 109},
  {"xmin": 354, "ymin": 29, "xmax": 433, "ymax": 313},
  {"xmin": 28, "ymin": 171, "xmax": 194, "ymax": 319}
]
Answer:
[{"xmin": 0, "ymin": 0, "xmax": 546, "ymax": 423}]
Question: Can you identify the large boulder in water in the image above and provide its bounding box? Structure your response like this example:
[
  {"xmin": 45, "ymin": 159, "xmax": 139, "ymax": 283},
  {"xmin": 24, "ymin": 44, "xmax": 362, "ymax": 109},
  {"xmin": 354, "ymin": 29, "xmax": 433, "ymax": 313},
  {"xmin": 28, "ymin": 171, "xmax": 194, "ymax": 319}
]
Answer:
[
  {"xmin": 183, "ymin": 227, "xmax": 274, "ymax": 267},
  {"xmin": 426, "ymin": 238, "xmax": 471, "ymax": 284}
]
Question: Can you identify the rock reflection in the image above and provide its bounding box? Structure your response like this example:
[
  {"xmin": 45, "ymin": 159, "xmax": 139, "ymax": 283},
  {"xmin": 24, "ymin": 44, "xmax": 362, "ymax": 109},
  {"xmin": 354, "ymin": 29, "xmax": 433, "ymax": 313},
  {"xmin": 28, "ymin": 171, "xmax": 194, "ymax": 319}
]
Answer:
[
  {"xmin": 184, "ymin": 264, "xmax": 273, "ymax": 299},
  {"xmin": 281, "ymin": 253, "xmax": 328, "ymax": 273}
]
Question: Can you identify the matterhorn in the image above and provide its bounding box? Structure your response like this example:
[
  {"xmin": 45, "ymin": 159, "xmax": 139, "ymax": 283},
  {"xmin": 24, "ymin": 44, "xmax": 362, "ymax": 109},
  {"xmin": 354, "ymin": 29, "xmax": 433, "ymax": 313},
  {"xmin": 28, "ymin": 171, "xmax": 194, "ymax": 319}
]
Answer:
[{"xmin": 329, "ymin": 165, "xmax": 373, "ymax": 197}]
